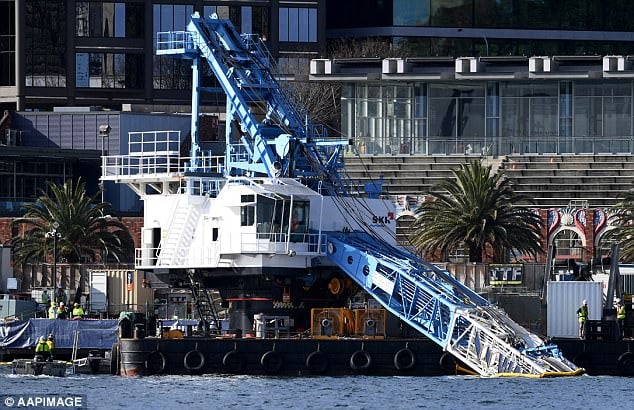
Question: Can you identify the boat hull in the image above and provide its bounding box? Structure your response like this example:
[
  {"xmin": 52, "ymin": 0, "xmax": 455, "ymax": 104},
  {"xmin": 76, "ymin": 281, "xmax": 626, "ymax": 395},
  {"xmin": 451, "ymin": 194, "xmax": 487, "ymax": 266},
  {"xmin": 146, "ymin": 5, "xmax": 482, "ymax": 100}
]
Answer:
[
  {"xmin": 117, "ymin": 337, "xmax": 453, "ymax": 377},
  {"xmin": 12, "ymin": 359, "xmax": 67, "ymax": 377}
]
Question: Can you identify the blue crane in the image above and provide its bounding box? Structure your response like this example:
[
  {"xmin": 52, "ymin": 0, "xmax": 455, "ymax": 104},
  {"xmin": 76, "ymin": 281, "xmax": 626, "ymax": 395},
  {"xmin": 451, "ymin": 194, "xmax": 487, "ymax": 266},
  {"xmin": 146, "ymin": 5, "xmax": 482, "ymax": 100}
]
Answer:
[{"xmin": 156, "ymin": 13, "xmax": 580, "ymax": 377}]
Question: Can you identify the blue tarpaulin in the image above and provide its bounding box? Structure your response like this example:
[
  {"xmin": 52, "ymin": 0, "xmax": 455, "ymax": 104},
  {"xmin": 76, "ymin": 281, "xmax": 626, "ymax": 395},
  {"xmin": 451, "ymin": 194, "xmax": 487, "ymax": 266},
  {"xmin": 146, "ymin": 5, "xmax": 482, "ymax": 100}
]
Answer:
[{"xmin": 0, "ymin": 319, "xmax": 118, "ymax": 350}]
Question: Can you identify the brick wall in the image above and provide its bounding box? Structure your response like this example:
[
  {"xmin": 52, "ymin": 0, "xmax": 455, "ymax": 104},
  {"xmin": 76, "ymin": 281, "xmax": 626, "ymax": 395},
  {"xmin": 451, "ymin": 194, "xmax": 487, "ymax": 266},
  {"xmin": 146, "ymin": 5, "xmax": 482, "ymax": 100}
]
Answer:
[{"xmin": 0, "ymin": 217, "xmax": 143, "ymax": 248}]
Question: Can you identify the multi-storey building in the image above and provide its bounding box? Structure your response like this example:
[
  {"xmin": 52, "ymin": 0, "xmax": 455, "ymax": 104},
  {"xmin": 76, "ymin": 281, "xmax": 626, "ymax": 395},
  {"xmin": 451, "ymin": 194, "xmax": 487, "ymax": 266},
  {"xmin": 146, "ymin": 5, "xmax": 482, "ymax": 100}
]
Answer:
[
  {"xmin": 0, "ymin": 0, "xmax": 325, "ymax": 217},
  {"xmin": 327, "ymin": 0, "xmax": 634, "ymax": 57},
  {"xmin": 0, "ymin": 0, "xmax": 325, "ymax": 111}
]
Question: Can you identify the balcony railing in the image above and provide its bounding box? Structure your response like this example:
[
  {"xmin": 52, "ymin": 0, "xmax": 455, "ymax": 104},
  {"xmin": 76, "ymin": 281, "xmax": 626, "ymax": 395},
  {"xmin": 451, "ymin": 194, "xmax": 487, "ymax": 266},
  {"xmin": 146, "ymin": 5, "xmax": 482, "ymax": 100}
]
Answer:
[{"xmin": 351, "ymin": 135, "xmax": 634, "ymax": 156}]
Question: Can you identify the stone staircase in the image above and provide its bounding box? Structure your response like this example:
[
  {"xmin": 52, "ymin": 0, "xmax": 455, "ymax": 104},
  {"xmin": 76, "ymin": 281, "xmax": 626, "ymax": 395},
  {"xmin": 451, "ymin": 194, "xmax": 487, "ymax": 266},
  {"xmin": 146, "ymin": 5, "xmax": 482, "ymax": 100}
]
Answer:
[
  {"xmin": 343, "ymin": 154, "xmax": 481, "ymax": 196},
  {"xmin": 343, "ymin": 153, "xmax": 634, "ymax": 247},
  {"xmin": 343, "ymin": 153, "xmax": 634, "ymax": 209},
  {"xmin": 500, "ymin": 154, "xmax": 634, "ymax": 208}
]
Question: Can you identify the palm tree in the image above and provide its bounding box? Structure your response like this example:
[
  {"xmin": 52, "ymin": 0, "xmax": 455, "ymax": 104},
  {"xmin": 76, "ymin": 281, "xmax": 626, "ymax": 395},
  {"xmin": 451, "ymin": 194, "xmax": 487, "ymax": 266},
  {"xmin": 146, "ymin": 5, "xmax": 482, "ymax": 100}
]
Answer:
[
  {"xmin": 11, "ymin": 178, "xmax": 133, "ymax": 266},
  {"xmin": 612, "ymin": 190, "xmax": 634, "ymax": 261},
  {"xmin": 409, "ymin": 160, "xmax": 543, "ymax": 263}
]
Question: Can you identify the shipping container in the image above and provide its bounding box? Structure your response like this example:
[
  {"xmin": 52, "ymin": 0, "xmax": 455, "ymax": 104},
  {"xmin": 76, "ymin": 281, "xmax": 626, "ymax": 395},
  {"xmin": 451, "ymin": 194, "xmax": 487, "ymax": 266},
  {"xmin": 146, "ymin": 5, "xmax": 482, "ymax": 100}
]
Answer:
[
  {"xmin": 546, "ymin": 281, "xmax": 602, "ymax": 338},
  {"xmin": 88, "ymin": 269, "xmax": 154, "ymax": 316}
]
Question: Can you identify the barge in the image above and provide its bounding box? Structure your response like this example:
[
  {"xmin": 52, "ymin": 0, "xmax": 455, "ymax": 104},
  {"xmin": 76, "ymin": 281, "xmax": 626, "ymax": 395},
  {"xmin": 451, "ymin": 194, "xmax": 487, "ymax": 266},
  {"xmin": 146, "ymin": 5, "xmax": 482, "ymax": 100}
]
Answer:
[
  {"xmin": 103, "ymin": 14, "xmax": 581, "ymax": 378},
  {"xmin": 115, "ymin": 334, "xmax": 634, "ymax": 377}
]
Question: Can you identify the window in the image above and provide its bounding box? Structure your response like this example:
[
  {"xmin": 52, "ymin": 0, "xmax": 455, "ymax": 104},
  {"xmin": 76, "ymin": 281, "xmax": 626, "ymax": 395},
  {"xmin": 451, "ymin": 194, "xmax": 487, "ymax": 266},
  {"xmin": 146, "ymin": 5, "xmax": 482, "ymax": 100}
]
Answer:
[
  {"xmin": 76, "ymin": 52, "xmax": 143, "ymax": 88},
  {"xmin": 153, "ymin": 4, "xmax": 194, "ymax": 89},
  {"xmin": 76, "ymin": 2, "xmax": 144, "ymax": 38},
  {"xmin": 394, "ymin": 0, "xmax": 430, "ymax": 26},
  {"xmin": 25, "ymin": 0, "xmax": 66, "ymax": 87},
  {"xmin": 241, "ymin": 205, "xmax": 255, "ymax": 226},
  {"xmin": 279, "ymin": 8, "xmax": 317, "ymax": 43},
  {"xmin": 0, "ymin": 0, "xmax": 15, "ymax": 86}
]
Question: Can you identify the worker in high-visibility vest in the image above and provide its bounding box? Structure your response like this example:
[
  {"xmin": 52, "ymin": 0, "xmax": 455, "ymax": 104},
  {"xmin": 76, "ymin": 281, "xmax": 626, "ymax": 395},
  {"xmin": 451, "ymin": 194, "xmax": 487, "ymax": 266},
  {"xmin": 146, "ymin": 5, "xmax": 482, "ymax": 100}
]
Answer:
[
  {"xmin": 616, "ymin": 299, "xmax": 626, "ymax": 338},
  {"xmin": 46, "ymin": 334, "xmax": 55, "ymax": 361},
  {"xmin": 72, "ymin": 303, "xmax": 85, "ymax": 320},
  {"xmin": 48, "ymin": 302, "xmax": 58, "ymax": 319},
  {"xmin": 34, "ymin": 336, "xmax": 50, "ymax": 361},
  {"xmin": 41, "ymin": 289, "xmax": 50, "ymax": 310},
  {"xmin": 577, "ymin": 300, "xmax": 588, "ymax": 339}
]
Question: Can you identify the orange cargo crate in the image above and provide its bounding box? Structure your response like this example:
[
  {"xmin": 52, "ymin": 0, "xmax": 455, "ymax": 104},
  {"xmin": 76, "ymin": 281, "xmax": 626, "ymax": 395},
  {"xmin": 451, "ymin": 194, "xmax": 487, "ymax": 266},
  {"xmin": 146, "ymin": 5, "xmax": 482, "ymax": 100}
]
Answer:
[
  {"xmin": 354, "ymin": 309, "xmax": 386, "ymax": 339},
  {"xmin": 311, "ymin": 308, "xmax": 355, "ymax": 338}
]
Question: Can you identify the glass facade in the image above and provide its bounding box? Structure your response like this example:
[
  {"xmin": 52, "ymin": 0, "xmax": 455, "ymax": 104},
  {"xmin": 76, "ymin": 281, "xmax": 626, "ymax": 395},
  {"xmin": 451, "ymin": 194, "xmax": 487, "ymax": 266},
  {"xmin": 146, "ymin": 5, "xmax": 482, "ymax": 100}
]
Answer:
[
  {"xmin": 76, "ymin": 2, "xmax": 144, "ymax": 38},
  {"xmin": 153, "ymin": 3, "xmax": 194, "ymax": 90},
  {"xmin": 329, "ymin": 0, "xmax": 634, "ymax": 56},
  {"xmin": 76, "ymin": 52, "xmax": 143, "ymax": 88},
  {"xmin": 25, "ymin": 0, "xmax": 66, "ymax": 87},
  {"xmin": 0, "ymin": 0, "xmax": 15, "ymax": 87},
  {"xmin": 341, "ymin": 80, "xmax": 634, "ymax": 155},
  {"xmin": 0, "ymin": 158, "xmax": 74, "ymax": 216},
  {"xmin": 279, "ymin": 7, "xmax": 317, "ymax": 43},
  {"xmin": 330, "ymin": 0, "xmax": 634, "ymax": 31}
]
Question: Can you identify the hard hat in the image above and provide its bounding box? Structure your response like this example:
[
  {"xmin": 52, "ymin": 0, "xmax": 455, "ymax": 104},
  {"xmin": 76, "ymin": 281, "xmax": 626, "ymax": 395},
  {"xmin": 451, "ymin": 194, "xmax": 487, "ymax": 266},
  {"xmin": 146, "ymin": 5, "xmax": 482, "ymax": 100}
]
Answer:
[
  {"xmin": 583, "ymin": 299, "xmax": 587, "ymax": 305},
  {"xmin": 59, "ymin": 302, "xmax": 64, "ymax": 306},
  {"xmin": 39, "ymin": 336, "xmax": 45, "ymax": 342},
  {"xmin": 74, "ymin": 303, "xmax": 79, "ymax": 307},
  {"xmin": 616, "ymin": 298, "xmax": 621, "ymax": 303}
]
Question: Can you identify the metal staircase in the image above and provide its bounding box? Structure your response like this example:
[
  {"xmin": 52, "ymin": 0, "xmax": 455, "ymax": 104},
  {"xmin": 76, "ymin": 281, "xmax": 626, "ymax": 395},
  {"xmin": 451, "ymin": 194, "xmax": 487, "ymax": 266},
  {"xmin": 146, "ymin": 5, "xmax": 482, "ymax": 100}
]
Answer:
[
  {"xmin": 158, "ymin": 198, "xmax": 201, "ymax": 266},
  {"xmin": 187, "ymin": 270, "xmax": 222, "ymax": 335},
  {"xmin": 325, "ymin": 233, "xmax": 579, "ymax": 376}
]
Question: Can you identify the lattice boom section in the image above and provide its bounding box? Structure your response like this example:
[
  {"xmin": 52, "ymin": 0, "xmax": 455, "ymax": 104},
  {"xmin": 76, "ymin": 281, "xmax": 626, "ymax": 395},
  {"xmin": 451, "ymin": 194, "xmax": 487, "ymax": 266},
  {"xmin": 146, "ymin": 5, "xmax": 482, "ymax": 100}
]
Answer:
[
  {"xmin": 379, "ymin": 263, "xmax": 455, "ymax": 344},
  {"xmin": 446, "ymin": 308, "xmax": 576, "ymax": 376}
]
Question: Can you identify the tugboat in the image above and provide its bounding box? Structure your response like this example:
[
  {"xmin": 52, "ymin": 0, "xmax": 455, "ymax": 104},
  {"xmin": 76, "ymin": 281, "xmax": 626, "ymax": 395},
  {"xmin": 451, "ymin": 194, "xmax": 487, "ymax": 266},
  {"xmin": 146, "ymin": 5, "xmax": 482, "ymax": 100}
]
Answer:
[{"xmin": 104, "ymin": 13, "xmax": 581, "ymax": 377}]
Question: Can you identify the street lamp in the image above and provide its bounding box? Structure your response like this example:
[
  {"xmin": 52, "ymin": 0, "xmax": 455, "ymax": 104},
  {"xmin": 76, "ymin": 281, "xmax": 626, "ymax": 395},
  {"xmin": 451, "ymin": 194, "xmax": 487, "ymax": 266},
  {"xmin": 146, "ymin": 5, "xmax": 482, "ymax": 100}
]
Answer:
[
  {"xmin": 45, "ymin": 222, "xmax": 62, "ymax": 302},
  {"xmin": 99, "ymin": 124, "xmax": 111, "ymax": 205}
]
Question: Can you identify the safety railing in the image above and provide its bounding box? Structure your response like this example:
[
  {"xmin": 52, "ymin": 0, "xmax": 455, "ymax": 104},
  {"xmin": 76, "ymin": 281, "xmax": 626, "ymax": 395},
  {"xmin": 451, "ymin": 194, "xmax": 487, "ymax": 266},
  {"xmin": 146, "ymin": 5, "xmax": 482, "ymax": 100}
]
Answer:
[
  {"xmin": 156, "ymin": 31, "xmax": 195, "ymax": 55},
  {"xmin": 240, "ymin": 232, "xmax": 327, "ymax": 255},
  {"xmin": 353, "ymin": 135, "xmax": 634, "ymax": 156},
  {"xmin": 102, "ymin": 130, "xmax": 225, "ymax": 179}
]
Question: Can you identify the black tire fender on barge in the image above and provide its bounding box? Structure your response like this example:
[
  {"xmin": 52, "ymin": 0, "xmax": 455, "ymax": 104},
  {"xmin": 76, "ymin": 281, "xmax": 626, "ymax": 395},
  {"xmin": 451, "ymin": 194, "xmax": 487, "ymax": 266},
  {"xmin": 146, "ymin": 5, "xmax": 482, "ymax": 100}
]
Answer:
[
  {"xmin": 393, "ymin": 348, "xmax": 416, "ymax": 371},
  {"xmin": 183, "ymin": 350, "xmax": 206, "ymax": 371},
  {"xmin": 260, "ymin": 350, "xmax": 283, "ymax": 374},
  {"xmin": 110, "ymin": 343, "xmax": 120, "ymax": 376},
  {"xmin": 349, "ymin": 350, "xmax": 372, "ymax": 371},
  {"xmin": 617, "ymin": 352, "xmax": 634, "ymax": 376},
  {"xmin": 222, "ymin": 350, "xmax": 245, "ymax": 373},
  {"xmin": 439, "ymin": 352, "xmax": 456, "ymax": 373},
  {"xmin": 305, "ymin": 351, "xmax": 329, "ymax": 374},
  {"xmin": 146, "ymin": 350, "xmax": 166, "ymax": 375}
]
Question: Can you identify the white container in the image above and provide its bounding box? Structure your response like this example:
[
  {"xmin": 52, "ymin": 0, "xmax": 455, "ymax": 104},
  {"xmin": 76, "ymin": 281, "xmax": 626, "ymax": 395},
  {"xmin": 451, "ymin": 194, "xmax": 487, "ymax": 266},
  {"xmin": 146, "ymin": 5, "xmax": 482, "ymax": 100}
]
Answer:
[{"xmin": 546, "ymin": 281, "xmax": 602, "ymax": 338}]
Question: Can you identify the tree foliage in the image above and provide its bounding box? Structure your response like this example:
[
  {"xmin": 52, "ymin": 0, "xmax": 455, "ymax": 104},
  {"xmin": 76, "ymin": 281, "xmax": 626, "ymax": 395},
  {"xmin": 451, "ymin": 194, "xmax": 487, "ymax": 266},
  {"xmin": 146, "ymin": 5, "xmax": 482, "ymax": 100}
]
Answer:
[
  {"xmin": 409, "ymin": 160, "xmax": 543, "ymax": 263},
  {"xmin": 11, "ymin": 179, "xmax": 133, "ymax": 266}
]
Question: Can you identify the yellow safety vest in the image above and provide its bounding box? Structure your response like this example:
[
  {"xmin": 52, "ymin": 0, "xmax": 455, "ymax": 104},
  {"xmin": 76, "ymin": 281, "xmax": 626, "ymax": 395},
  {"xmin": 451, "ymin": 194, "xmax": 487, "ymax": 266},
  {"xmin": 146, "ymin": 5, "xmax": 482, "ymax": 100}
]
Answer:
[
  {"xmin": 617, "ymin": 305, "xmax": 626, "ymax": 319},
  {"xmin": 578, "ymin": 306, "xmax": 588, "ymax": 323},
  {"xmin": 35, "ymin": 341, "xmax": 49, "ymax": 353}
]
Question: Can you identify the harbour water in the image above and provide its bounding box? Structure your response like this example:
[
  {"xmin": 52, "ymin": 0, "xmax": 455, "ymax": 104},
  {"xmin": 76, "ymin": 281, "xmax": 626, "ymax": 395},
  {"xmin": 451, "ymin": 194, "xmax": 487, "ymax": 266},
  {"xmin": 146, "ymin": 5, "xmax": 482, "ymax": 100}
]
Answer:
[{"xmin": 0, "ymin": 365, "xmax": 629, "ymax": 409}]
